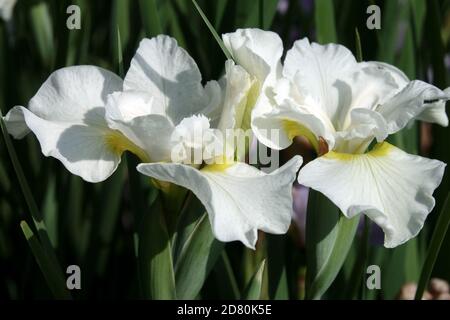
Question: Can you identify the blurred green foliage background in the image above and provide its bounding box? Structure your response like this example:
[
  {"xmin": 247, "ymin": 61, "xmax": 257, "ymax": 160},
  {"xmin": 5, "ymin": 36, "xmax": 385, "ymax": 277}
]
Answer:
[{"xmin": 0, "ymin": 0, "xmax": 449, "ymax": 299}]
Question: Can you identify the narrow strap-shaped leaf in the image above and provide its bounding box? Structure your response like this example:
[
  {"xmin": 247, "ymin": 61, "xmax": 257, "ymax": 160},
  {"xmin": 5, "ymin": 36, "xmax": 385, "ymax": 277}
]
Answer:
[
  {"xmin": 415, "ymin": 193, "xmax": 450, "ymax": 300},
  {"xmin": 139, "ymin": 0, "xmax": 163, "ymax": 37},
  {"xmin": 314, "ymin": 0, "xmax": 337, "ymax": 43},
  {"xmin": 138, "ymin": 197, "xmax": 176, "ymax": 299},
  {"xmin": 214, "ymin": 0, "xmax": 228, "ymax": 29},
  {"xmin": 354, "ymin": 28, "xmax": 363, "ymax": 62},
  {"xmin": 347, "ymin": 216, "xmax": 370, "ymax": 299},
  {"xmin": 0, "ymin": 155, "xmax": 11, "ymax": 193},
  {"xmin": 377, "ymin": 0, "xmax": 403, "ymax": 63},
  {"xmin": 211, "ymin": 251, "xmax": 241, "ymax": 299},
  {"xmin": 243, "ymin": 259, "xmax": 266, "ymax": 300},
  {"xmin": 20, "ymin": 221, "xmax": 71, "ymax": 299},
  {"xmin": 92, "ymin": 166, "xmax": 125, "ymax": 275},
  {"xmin": 0, "ymin": 112, "xmax": 69, "ymax": 299},
  {"xmin": 29, "ymin": 2, "xmax": 55, "ymax": 69},
  {"xmin": 165, "ymin": 2, "xmax": 188, "ymax": 49},
  {"xmin": 111, "ymin": 0, "xmax": 130, "ymax": 70},
  {"xmin": 172, "ymin": 192, "xmax": 203, "ymax": 264},
  {"xmin": 267, "ymin": 234, "xmax": 289, "ymax": 299},
  {"xmin": 175, "ymin": 212, "xmax": 224, "ymax": 299},
  {"xmin": 116, "ymin": 27, "xmax": 124, "ymax": 78},
  {"xmin": 305, "ymin": 189, "xmax": 359, "ymax": 299},
  {"xmin": 191, "ymin": 0, "xmax": 232, "ymax": 60},
  {"xmin": 241, "ymin": 0, "xmax": 278, "ymax": 29}
]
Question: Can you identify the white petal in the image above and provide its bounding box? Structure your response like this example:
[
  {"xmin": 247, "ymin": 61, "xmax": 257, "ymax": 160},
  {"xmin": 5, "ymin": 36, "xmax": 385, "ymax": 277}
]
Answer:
[
  {"xmin": 377, "ymin": 80, "xmax": 449, "ymax": 133},
  {"xmin": 217, "ymin": 60, "xmax": 257, "ymax": 132},
  {"xmin": 298, "ymin": 142, "xmax": 446, "ymax": 248},
  {"xmin": 104, "ymin": 91, "xmax": 175, "ymax": 162},
  {"xmin": 106, "ymin": 115, "xmax": 174, "ymax": 163},
  {"xmin": 28, "ymin": 66, "xmax": 123, "ymax": 124},
  {"xmin": 172, "ymin": 114, "xmax": 211, "ymax": 149},
  {"xmin": 334, "ymin": 108, "xmax": 388, "ymax": 153},
  {"xmin": 222, "ymin": 28, "xmax": 283, "ymax": 85},
  {"xmin": 105, "ymin": 91, "xmax": 162, "ymax": 121},
  {"xmin": 10, "ymin": 106, "xmax": 120, "ymax": 183},
  {"xmin": 283, "ymin": 38, "xmax": 358, "ymax": 121},
  {"xmin": 170, "ymin": 115, "xmax": 226, "ymax": 164},
  {"xmin": 137, "ymin": 156, "xmax": 302, "ymax": 248},
  {"xmin": 252, "ymin": 98, "xmax": 335, "ymax": 152},
  {"xmin": 198, "ymin": 80, "xmax": 223, "ymax": 128},
  {"xmin": 334, "ymin": 65, "xmax": 399, "ymax": 130},
  {"xmin": 124, "ymin": 35, "xmax": 211, "ymax": 124},
  {"xmin": 0, "ymin": 0, "xmax": 17, "ymax": 20},
  {"xmin": 361, "ymin": 61, "xmax": 409, "ymax": 88},
  {"xmin": 4, "ymin": 66, "xmax": 123, "ymax": 182},
  {"xmin": 4, "ymin": 106, "xmax": 30, "ymax": 138}
]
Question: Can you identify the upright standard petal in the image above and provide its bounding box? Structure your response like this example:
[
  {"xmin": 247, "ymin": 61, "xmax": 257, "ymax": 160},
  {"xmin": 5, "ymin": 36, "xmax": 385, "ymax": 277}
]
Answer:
[
  {"xmin": 124, "ymin": 35, "xmax": 219, "ymax": 124},
  {"xmin": 217, "ymin": 60, "xmax": 258, "ymax": 132},
  {"xmin": 283, "ymin": 38, "xmax": 358, "ymax": 122},
  {"xmin": 137, "ymin": 156, "xmax": 302, "ymax": 248},
  {"xmin": 28, "ymin": 66, "xmax": 123, "ymax": 123},
  {"xmin": 360, "ymin": 61, "xmax": 409, "ymax": 89},
  {"xmin": 222, "ymin": 28, "xmax": 283, "ymax": 86},
  {"xmin": 5, "ymin": 66, "xmax": 124, "ymax": 182},
  {"xmin": 298, "ymin": 142, "xmax": 446, "ymax": 248}
]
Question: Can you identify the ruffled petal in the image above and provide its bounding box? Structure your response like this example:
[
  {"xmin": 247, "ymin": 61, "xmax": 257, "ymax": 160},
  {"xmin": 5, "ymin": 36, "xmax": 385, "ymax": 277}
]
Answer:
[
  {"xmin": 124, "ymin": 35, "xmax": 217, "ymax": 124},
  {"xmin": 9, "ymin": 106, "xmax": 121, "ymax": 182},
  {"xmin": 137, "ymin": 156, "xmax": 302, "ymax": 248},
  {"xmin": 222, "ymin": 28, "xmax": 283, "ymax": 86},
  {"xmin": 377, "ymin": 80, "xmax": 449, "ymax": 133},
  {"xmin": 298, "ymin": 142, "xmax": 446, "ymax": 248},
  {"xmin": 4, "ymin": 66, "xmax": 123, "ymax": 182},
  {"xmin": 283, "ymin": 38, "xmax": 358, "ymax": 121}
]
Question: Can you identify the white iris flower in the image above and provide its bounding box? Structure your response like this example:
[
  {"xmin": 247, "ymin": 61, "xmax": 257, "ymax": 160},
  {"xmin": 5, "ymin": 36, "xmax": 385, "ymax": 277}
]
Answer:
[
  {"xmin": 223, "ymin": 28, "xmax": 449, "ymax": 248},
  {"xmin": 4, "ymin": 35, "xmax": 302, "ymax": 249}
]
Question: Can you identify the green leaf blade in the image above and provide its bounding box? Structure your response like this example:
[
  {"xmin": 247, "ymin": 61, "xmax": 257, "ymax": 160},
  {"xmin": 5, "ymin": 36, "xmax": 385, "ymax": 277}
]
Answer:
[
  {"xmin": 244, "ymin": 259, "xmax": 266, "ymax": 300},
  {"xmin": 174, "ymin": 212, "xmax": 225, "ymax": 299},
  {"xmin": 139, "ymin": 0, "xmax": 163, "ymax": 37},
  {"xmin": 191, "ymin": 0, "xmax": 232, "ymax": 60},
  {"xmin": 314, "ymin": 0, "xmax": 337, "ymax": 43},
  {"xmin": 415, "ymin": 193, "xmax": 450, "ymax": 299},
  {"xmin": 306, "ymin": 190, "xmax": 359, "ymax": 299},
  {"xmin": 138, "ymin": 197, "xmax": 176, "ymax": 299},
  {"xmin": 20, "ymin": 221, "xmax": 71, "ymax": 299}
]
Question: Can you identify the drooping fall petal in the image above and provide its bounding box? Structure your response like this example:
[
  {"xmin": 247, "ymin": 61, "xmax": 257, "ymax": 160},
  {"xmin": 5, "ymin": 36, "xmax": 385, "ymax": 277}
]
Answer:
[
  {"xmin": 298, "ymin": 142, "xmax": 446, "ymax": 248},
  {"xmin": 137, "ymin": 156, "xmax": 302, "ymax": 248}
]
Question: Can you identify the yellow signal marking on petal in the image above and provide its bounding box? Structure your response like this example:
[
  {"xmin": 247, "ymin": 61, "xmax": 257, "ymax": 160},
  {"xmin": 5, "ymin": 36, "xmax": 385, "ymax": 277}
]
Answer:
[
  {"xmin": 201, "ymin": 161, "xmax": 235, "ymax": 173},
  {"xmin": 240, "ymin": 78, "xmax": 260, "ymax": 131},
  {"xmin": 104, "ymin": 131, "xmax": 150, "ymax": 163},
  {"xmin": 282, "ymin": 119, "xmax": 319, "ymax": 153},
  {"xmin": 324, "ymin": 142, "xmax": 393, "ymax": 161}
]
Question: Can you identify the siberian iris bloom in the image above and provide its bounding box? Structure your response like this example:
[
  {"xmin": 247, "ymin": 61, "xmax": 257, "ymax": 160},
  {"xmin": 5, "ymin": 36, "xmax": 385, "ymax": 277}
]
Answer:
[
  {"xmin": 224, "ymin": 28, "xmax": 449, "ymax": 248},
  {"xmin": 4, "ymin": 35, "xmax": 302, "ymax": 249}
]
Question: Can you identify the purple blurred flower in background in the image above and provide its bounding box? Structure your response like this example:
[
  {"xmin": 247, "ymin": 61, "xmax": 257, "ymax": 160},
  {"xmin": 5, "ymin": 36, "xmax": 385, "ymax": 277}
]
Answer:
[{"xmin": 292, "ymin": 183, "xmax": 309, "ymax": 246}]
